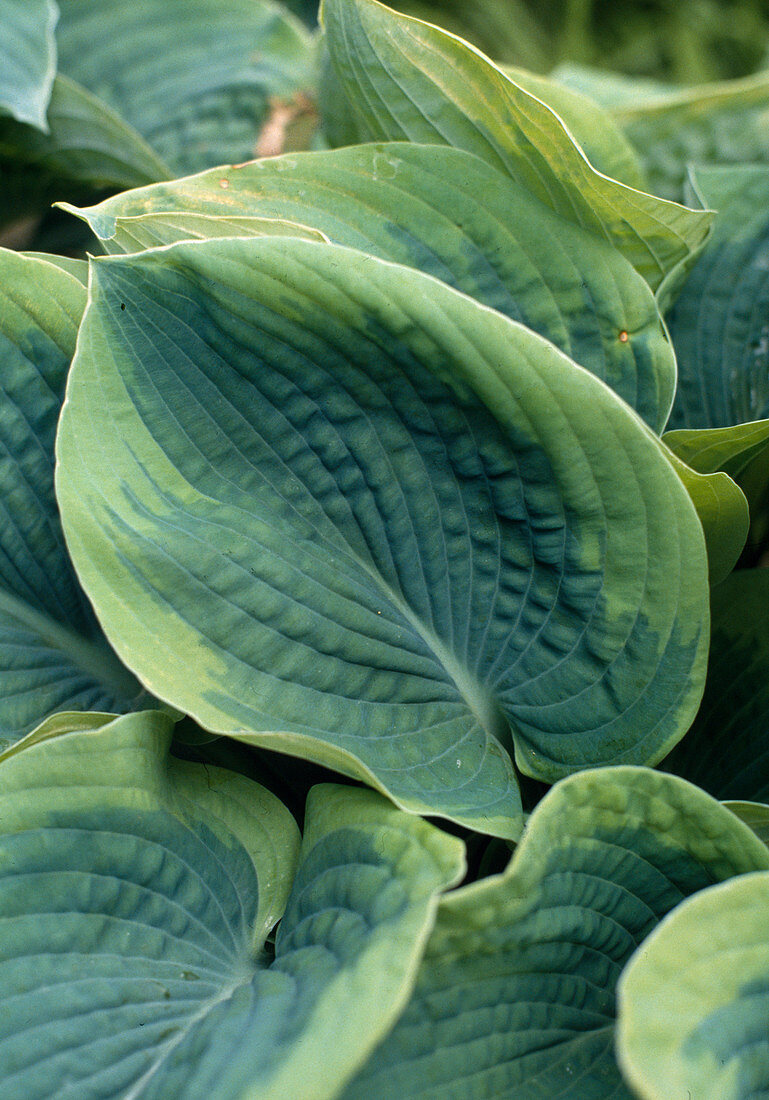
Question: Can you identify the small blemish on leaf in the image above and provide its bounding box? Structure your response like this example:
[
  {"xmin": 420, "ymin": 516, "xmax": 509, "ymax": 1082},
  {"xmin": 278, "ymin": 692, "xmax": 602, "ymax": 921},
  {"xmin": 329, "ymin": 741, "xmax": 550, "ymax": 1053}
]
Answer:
[
  {"xmin": 219, "ymin": 178, "xmax": 230, "ymax": 190},
  {"xmin": 120, "ymin": 303, "xmax": 125, "ymax": 311},
  {"xmin": 619, "ymin": 330, "xmax": 629, "ymax": 343}
]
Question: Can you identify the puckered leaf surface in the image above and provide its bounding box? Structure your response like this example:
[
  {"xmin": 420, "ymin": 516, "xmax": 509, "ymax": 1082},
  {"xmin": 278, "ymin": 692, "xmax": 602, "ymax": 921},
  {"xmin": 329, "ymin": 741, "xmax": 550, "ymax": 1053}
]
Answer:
[
  {"xmin": 617, "ymin": 871, "xmax": 769, "ymax": 1100},
  {"xmin": 55, "ymin": 0, "xmax": 315, "ymax": 175},
  {"xmin": 319, "ymin": 0, "xmax": 712, "ymax": 292},
  {"xmin": 65, "ymin": 142, "xmax": 676, "ymax": 430},
  {"xmin": 668, "ymin": 165, "xmax": 769, "ymax": 430},
  {"xmin": 343, "ymin": 767, "xmax": 769, "ymax": 1099},
  {"xmin": 0, "ymin": 250, "xmax": 145, "ymax": 744},
  {"xmin": 0, "ymin": 0, "xmax": 57, "ymax": 131},
  {"xmin": 56, "ymin": 237, "xmax": 709, "ymax": 837},
  {"xmin": 663, "ymin": 569, "xmax": 769, "ymax": 802},
  {"xmin": 0, "ymin": 710, "xmax": 463, "ymax": 1099}
]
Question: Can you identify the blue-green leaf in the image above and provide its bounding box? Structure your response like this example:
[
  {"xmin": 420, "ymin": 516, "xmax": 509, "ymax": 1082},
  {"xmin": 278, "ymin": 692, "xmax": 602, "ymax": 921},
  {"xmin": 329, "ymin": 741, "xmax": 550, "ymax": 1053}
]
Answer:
[
  {"xmin": 56, "ymin": 237, "xmax": 710, "ymax": 837},
  {"xmin": 344, "ymin": 767, "xmax": 769, "ymax": 1099},
  {"xmin": 0, "ymin": 0, "xmax": 57, "ymax": 131},
  {"xmin": 668, "ymin": 165, "xmax": 769, "ymax": 430},
  {"xmin": 617, "ymin": 871, "xmax": 769, "ymax": 1100},
  {"xmin": 0, "ymin": 250, "xmax": 146, "ymax": 744},
  {"xmin": 0, "ymin": 710, "xmax": 463, "ymax": 1099},
  {"xmin": 64, "ymin": 141, "xmax": 677, "ymax": 430},
  {"xmin": 663, "ymin": 569, "xmax": 769, "ymax": 802},
  {"xmin": 319, "ymin": 0, "xmax": 712, "ymax": 292},
  {"xmin": 55, "ymin": 0, "xmax": 316, "ymax": 175}
]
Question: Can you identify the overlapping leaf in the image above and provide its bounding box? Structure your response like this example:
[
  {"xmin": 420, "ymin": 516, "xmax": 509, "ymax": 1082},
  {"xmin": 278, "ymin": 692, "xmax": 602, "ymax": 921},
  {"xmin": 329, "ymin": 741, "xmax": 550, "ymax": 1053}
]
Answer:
[
  {"xmin": 617, "ymin": 871, "xmax": 769, "ymax": 1100},
  {"xmin": 665, "ymin": 419, "xmax": 769, "ymax": 561},
  {"xmin": 663, "ymin": 569, "xmax": 769, "ymax": 802},
  {"xmin": 319, "ymin": 0, "xmax": 712, "ymax": 293},
  {"xmin": 55, "ymin": 0, "xmax": 316, "ymax": 175},
  {"xmin": 615, "ymin": 72, "xmax": 769, "ymax": 201},
  {"xmin": 661, "ymin": 444, "xmax": 748, "ymax": 585},
  {"xmin": 0, "ymin": 710, "xmax": 464, "ymax": 1098},
  {"xmin": 56, "ymin": 236, "xmax": 710, "ymax": 837},
  {"xmin": 498, "ymin": 64, "xmax": 647, "ymax": 189},
  {"xmin": 668, "ymin": 165, "xmax": 769, "ymax": 429},
  {"xmin": 0, "ymin": 0, "xmax": 57, "ymax": 131},
  {"xmin": 0, "ymin": 250, "xmax": 145, "ymax": 744},
  {"xmin": 65, "ymin": 142, "xmax": 677, "ymax": 430},
  {"xmin": 0, "ymin": 74, "xmax": 171, "ymax": 225},
  {"xmin": 343, "ymin": 767, "xmax": 769, "ymax": 1099}
]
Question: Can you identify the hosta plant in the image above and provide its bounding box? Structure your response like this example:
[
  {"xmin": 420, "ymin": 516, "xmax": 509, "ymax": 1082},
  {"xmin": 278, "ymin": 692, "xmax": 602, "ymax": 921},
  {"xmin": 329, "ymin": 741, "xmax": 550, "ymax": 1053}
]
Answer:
[{"xmin": 2, "ymin": 0, "xmax": 769, "ymax": 1096}]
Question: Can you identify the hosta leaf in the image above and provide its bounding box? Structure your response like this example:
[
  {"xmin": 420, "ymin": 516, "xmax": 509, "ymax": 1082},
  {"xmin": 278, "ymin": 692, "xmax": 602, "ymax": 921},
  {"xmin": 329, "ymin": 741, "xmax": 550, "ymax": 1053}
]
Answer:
[
  {"xmin": 0, "ymin": 0, "xmax": 57, "ymax": 131},
  {"xmin": 498, "ymin": 64, "xmax": 647, "ymax": 190},
  {"xmin": 613, "ymin": 71, "xmax": 769, "ymax": 201},
  {"xmin": 0, "ymin": 250, "xmax": 146, "ymax": 745},
  {"xmin": 663, "ymin": 570, "xmax": 769, "ymax": 802},
  {"xmin": 617, "ymin": 871, "xmax": 769, "ymax": 1100},
  {"xmin": 20, "ymin": 251, "xmax": 88, "ymax": 284},
  {"xmin": 0, "ymin": 73, "xmax": 171, "ymax": 225},
  {"xmin": 724, "ymin": 801, "xmax": 769, "ymax": 846},
  {"xmin": 664, "ymin": 419, "xmax": 769, "ymax": 560},
  {"xmin": 55, "ymin": 0, "xmax": 316, "ymax": 175},
  {"xmin": 56, "ymin": 236, "xmax": 710, "ymax": 837},
  {"xmin": 662, "ymin": 446, "xmax": 749, "ymax": 585},
  {"xmin": 343, "ymin": 767, "xmax": 769, "ymax": 1099},
  {"xmin": 552, "ymin": 64, "xmax": 676, "ymax": 112},
  {"xmin": 83, "ymin": 212, "xmax": 326, "ymax": 252},
  {"xmin": 64, "ymin": 142, "xmax": 678, "ymax": 431},
  {"xmin": 668, "ymin": 165, "xmax": 769, "ymax": 430},
  {"xmin": 319, "ymin": 0, "xmax": 712, "ymax": 292},
  {"xmin": 0, "ymin": 710, "xmax": 463, "ymax": 1100}
]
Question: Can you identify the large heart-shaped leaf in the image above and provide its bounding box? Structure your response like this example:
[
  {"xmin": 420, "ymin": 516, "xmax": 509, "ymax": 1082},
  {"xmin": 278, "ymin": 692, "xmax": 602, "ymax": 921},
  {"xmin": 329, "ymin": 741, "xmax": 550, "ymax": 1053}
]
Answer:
[
  {"xmin": 0, "ymin": 709, "xmax": 463, "ymax": 1099},
  {"xmin": 342, "ymin": 767, "xmax": 769, "ymax": 1099},
  {"xmin": 662, "ymin": 569, "xmax": 769, "ymax": 802},
  {"xmin": 617, "ymin": 871, "xmax": 769, "ymax": 1100},
  {"xmin": 0, "ymin": 0, "xmax": 57, "ymax": 131},
  {"xmin": 55, "ymin": 0, "xmax": 316, "ymax": 176},
  {"xmin": 668, "ymin": 165, "xmax": 769, "ymax": 430},
  {"xmin": 56, "ymin": 236, "xmax": 710, "ymax": 837},
  {"xmin": 319, "ymin": 0, "xmax": 712, "ymax": 293},
  {"xmin": 0, "ymin": 249, "xmax": 146, "ymax": 745},
  {"xmin": 64, "ymin": 142, "xmax": 677, "ymax": 430}
]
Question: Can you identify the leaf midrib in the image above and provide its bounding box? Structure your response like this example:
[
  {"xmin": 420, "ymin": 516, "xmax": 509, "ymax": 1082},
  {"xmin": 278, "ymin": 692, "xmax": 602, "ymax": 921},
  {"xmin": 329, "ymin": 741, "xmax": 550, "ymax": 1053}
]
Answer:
[{"xmin": 0, "ymin": 586, "xmax": 139, "ymax": 700}]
